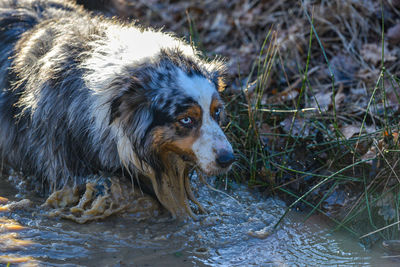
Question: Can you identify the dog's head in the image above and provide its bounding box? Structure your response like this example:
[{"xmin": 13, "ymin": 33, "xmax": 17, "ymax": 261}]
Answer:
[
  {"xmin": 107, "ymin": 47, "xmax": 234, "ymax": 219},
  {"xmin": 110, "ymin": 49, "xmax": 234, "ymax": 177},
  {"xmin": 150, "ymin": 68, "xmax": 235, "ymax": 176}
]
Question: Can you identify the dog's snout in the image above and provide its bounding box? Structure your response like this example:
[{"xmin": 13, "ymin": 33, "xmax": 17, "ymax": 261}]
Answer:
[{"xmin": 216, "ymin": 150, "xmax": 235, "ymax": 168}]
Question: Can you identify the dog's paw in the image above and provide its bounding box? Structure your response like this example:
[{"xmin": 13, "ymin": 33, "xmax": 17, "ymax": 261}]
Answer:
[{"xmin": 44, "ymin": 176, "xmax": 160, "ymax": 223}]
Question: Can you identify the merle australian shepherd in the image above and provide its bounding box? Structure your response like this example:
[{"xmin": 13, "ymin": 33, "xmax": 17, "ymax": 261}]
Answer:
[{"xmin": 0, "ymin": 0, "xmax": 235, "ymax": 219}]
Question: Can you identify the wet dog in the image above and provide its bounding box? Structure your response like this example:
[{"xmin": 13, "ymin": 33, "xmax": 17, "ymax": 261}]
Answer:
[{"xmin": 0, "ymin": 0, "xmax": 234, "ymax": 218}]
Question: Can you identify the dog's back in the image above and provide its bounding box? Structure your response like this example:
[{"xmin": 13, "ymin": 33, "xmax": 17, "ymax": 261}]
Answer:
[
  {"xmin": 0, "ymin": 0, "xmax": 103, "ymax": 188},
  {"xmin": 0, "ymin": 0, "xmax": 82, "ymax": 77}
]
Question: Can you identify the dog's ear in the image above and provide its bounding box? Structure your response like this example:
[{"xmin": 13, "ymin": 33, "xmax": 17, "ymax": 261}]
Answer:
[
  {"xmin": 109, "ymin": 76, "xmax": 155, "ymax": 160},
  {"xmin": 109, "ymin": 77, "xmax": 149, "ymax": 125},
  {"xmin": 109, "ymin": 75, "xmax": 160, "ymax": 171}
]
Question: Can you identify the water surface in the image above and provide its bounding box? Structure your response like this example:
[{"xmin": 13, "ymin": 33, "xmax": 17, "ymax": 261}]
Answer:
[{"xmin": 0, "ymin": 176, "xmax": 395, "ymax": 266}]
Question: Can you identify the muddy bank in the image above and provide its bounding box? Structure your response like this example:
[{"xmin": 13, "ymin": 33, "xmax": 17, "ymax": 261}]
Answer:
[{"xmin": 0, "ymin": 175, "xmax": 395, "ymax": 266}]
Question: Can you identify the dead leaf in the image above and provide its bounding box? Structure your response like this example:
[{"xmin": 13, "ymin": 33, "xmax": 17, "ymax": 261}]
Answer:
[
  {"xmin": 280, "ymin": 117, "xmax": 310, "ymax": 137},
  {"xmin": 356, "ymin": 68, "xmax": 380, "ymax": 82},
  {"xmin": 258, "ymin": 123, "xmax": 272, "ymax": 146},
  {"xmin": 334, "ymin": 86, "xmax": 346, "ymax": 109},
  {"xmin": 311, "ymin": 91, "xmax": 332, "ymax": 112},
  {"xmin": 323, "ymin": 189, "xmax": 347, "ymax": 210},
  {"xmin": 280, "ymin": 89, "xmax": 299, "ymax": 102},
  {"xmin": 330, "ymin": 54, "xmax": 359, "ymax": 83},
  {"xmin": 387, "ymin": 23, "xmax": 400, "ymax": 44},
  {"xmin": 365, "ymin": 125, "xmax": 377, "ymax": 134},
  {"xmin": 361, "ymin": 146, "xmax": 377, "ymax": 164},
  {"xmin": 340, "ymin": 125, "xmax": 361, "ymax": 139},
  {"xmin": 269, "ymin": 88, "xmax": 299, "ymax": 103},
  {"xmin": 376, "ymin": 193, "xmax": 396, "ymax": 221},
  {"xmin": 385, "ymin": 91, "xmax": 400, "ymax": 111},
  {"xmin": 210, "ymin": 13, "xmax": 230, "ymax": 34},
  {"xmin": 258, "ymin": 123, "xmax": 283, "ymax": 147},
  {"xmin": 361, "ymin": 43, "xmax": 396, "ymax": 65}
]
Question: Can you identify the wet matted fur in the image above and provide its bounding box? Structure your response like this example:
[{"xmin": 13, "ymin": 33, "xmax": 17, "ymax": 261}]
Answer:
[{"xmin": 0, "ymin": 0, "xmax": 234, "ymax": 219}]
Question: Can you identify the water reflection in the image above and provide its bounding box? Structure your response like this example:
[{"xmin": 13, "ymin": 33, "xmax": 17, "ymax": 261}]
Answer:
[{"xmin": 0, "ymin": 209, "xmax": 37, "ymax": 266}]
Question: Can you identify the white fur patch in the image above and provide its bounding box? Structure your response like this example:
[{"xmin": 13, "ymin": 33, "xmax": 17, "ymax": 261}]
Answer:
[{"xmin": 82, "ymin": 23, "xmax": 196, "ymax": 98}]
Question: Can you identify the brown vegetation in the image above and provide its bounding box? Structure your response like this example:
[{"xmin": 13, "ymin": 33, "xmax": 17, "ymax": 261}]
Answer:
[{"xmin": 88, "ymin": 0, "xmax": 400, "ymax": 241}]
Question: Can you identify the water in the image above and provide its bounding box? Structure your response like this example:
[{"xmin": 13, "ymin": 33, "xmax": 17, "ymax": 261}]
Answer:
[{"xmin": 0, "ymin": 176, "xmax": 396, "ymax": 266}]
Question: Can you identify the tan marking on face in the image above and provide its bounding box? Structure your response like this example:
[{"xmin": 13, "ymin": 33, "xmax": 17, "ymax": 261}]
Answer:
[
  {"xmin": 152, "ymin": 125, "xmax": 199, "ymax": 161},
  {"xmin": 176, "ymin": 105, "xmax": 202, "ymax": 122},
  {"xmin": 210, "ymin": 96, "xmax": 222, "ymax": 118},
  {"xmin": 217, "ymin": 76, "xmax": 226, "ymax": 92},
  {"xmin": 162, "ymin": 136, "xmax": 197, "ymax": 160}
]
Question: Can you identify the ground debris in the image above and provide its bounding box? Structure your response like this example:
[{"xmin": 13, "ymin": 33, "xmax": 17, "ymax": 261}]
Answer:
[
  {"xmin": 387, "ymin": 23, "xmax": 400, "ymax": 44},
  {"xmin": 361, "ymin": 43, "xmax": 397, "ymax": 66},
  {"xmin": 383, "ymin": 240, "xmax": 400, "ymax": 252},
  {"xmin": 247, "ymin": 226, "xmax": 272, "ymax": 239}
]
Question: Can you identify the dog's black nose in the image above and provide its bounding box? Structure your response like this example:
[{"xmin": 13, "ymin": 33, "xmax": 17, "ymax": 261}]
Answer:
[{"xmin": 216, "ymin": 150, "xmax": 235, "ymax": 168}]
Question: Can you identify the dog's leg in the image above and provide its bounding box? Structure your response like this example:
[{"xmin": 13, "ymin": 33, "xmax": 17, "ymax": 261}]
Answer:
[{"xmin": 44, "ymin": 175, "xmax": 160, "ymax": 223}]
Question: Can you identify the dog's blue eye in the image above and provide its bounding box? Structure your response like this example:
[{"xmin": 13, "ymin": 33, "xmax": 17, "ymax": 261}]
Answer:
[
  {"xmin": 215, "ymin": 107, "xmax": 222, "ymax": 116},
  {"xmin": 180, "ymin": 117, "xmax": 192, "ymax": 125}
]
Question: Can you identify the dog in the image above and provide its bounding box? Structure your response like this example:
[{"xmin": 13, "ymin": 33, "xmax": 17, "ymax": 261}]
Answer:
[{"xmin": 0, "ymin": 0, "xmax": 235, "ymax": 219}]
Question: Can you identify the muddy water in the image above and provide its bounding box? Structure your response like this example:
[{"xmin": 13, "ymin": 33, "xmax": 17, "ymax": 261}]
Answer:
[{"xmin": 0, "ymin": 176, "xmax": 396, "ymax": 266}]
